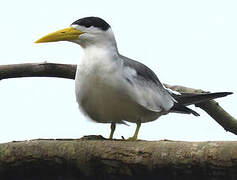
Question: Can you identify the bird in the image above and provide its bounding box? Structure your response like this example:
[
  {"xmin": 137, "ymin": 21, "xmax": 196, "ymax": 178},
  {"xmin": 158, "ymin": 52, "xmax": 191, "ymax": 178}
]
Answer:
[{"xmin": 35, "ymin": 16, "xmax": 232, "ymax": 140}]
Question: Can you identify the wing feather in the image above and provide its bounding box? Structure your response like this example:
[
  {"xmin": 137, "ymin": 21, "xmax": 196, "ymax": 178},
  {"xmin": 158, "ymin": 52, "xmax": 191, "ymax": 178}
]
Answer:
[{"xmin": 120, "ymin": 54, "xmax": 174, "ymax": 112}]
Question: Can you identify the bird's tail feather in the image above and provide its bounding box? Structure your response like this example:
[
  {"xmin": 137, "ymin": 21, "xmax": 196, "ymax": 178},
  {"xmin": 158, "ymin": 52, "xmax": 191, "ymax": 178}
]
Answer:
[
  {"xmin": 170, "ymin": 92, "xmax": 232, "ymax": 116},
  {"xmin": 172, "ymin": 92, "xmax": 232, "ymax": 106},
  {"xmin": 170, "ymin": 103, "xmax": 200, "ymax": 116}
]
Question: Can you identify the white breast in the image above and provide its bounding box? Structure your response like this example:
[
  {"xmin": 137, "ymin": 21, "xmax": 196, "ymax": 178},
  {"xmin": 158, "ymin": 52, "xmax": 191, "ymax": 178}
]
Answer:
[
  {"xmin": 75, "ymin": 47, "xmax": 163, "ymax": 124},
  {"xmin": 75, "ymin": 48, "xmax": 125, "ymax": 123}
]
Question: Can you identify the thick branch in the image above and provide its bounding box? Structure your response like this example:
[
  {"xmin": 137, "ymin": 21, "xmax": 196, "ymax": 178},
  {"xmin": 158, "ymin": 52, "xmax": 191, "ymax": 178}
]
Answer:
[
  {"xmin": 0, "ymin": 62, "xmax": 236, "ymax": 136},
  {"xmin": 0, "ymin": 137, "xmax": 237, "ymax": 179}
]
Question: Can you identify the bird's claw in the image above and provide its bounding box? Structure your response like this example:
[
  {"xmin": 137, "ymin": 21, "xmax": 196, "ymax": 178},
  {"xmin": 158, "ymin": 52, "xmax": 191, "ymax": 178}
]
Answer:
[{"xmin": 127, "ymin": 136, "xmax": 137, "ymax": 141}]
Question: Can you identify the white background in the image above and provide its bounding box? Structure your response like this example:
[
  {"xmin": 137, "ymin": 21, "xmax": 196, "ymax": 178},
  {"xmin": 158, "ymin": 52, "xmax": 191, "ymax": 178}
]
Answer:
[{"xmin": 0, "ymin": 0, "xmax": 236, "ymax": 143}]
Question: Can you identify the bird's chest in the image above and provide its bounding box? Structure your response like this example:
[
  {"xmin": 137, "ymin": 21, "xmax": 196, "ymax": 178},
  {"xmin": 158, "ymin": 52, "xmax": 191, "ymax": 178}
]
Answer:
[
  {"xmin": 76, "ymin": 63, "xmax": 117, "ymax": 99},
  {"xmin": 75, "ymin": 57, "xmax": 127, "ymax": 122},
  {"xmin": 76, "ymin": 57, "xmax": 119, "ymax": 94}
]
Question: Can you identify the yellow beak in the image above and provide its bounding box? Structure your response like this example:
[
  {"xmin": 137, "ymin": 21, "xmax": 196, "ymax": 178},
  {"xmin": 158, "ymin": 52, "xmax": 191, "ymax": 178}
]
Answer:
[{"xmin": 35, "ymin": 27, "xmax": 83, "ymax": 43}]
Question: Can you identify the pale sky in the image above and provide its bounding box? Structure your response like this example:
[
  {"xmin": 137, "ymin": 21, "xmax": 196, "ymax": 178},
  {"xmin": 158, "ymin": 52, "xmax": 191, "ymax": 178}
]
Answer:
[{"xmin": 0, "ymin": 0, "xmax": 236, "ymax": 143}]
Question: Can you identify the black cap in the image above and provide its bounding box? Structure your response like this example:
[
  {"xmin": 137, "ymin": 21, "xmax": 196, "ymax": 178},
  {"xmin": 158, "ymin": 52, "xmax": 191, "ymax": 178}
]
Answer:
[{"xmin": 72, "ymin": 17, "xmax": 110, "ymax": 31}]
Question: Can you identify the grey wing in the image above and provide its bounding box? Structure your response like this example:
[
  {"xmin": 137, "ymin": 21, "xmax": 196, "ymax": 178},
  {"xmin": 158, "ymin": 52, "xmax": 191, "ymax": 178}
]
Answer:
[{"xmin": 120, "ymin": 54, "xmax": 175, "ymax": 112}]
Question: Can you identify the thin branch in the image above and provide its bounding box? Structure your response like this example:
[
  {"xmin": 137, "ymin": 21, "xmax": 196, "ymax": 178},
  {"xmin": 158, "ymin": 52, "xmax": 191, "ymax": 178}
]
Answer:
[
  {"xmin": 0, "ymin": 62, "xmax": 236, "ymax": 135},
  {"xmin": 164, "ymin": 84, "xmax": 237, "ymax": 135},
  {"xmin": 0, "ymin": 62, "xmax": 76, "ymax": 80}
]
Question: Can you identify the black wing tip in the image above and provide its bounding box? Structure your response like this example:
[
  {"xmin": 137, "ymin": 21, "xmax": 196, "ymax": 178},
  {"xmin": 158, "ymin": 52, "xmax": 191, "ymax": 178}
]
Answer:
[
  {"xmin": 187, "ymin": 107, "xmax": 200, "ymax": 116},
  {"xmin": 224, "ymin": 92, "xmax": 233, "ymax": 96},
  {"xmin": 214, "ymin": 92, "xmax": 233, "ymax": 97},
  {"xmin": 192, "ymin": 111, "xmax": 200, "ymax": 116},
  {"xmin": 171, "ymin": 103, "xmax": 200, "ymax": 116}
]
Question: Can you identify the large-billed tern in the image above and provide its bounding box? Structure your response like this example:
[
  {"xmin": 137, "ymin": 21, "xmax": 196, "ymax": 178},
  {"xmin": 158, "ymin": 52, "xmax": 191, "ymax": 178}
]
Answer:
[{"xmin": 35, "ymin": 17, "xmax": 232, "ymax": 140}]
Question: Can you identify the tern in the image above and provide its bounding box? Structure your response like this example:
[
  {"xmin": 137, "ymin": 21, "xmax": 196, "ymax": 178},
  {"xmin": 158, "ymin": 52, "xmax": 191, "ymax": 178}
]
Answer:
[{"xmin": 35, "ymin": 17, "xmax": 232, "ymax": 140}]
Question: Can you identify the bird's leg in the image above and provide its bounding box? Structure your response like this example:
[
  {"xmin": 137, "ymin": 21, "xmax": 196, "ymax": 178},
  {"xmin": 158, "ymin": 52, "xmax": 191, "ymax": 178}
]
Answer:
[
  {"xmin": 109, "ymin": 122, "xmax": 116, "ymax": 139},
  {"xmin": 127, "ymin": 122, "xmax": 141, "ymax": 141}
]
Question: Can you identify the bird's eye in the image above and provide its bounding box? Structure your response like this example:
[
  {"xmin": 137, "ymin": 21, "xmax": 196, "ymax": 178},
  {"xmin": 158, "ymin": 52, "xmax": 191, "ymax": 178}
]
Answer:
[{"xmin": 84, "ymin": 24, "xmax": 92, "ymax": 28}]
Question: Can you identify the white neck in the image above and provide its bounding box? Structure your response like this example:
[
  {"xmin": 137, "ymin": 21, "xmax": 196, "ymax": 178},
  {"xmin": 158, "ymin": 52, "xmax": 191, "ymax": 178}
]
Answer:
[
  {"xmin": 75, "ymin": 28, "xmax": 118, "ymax": 51},
  {"xmin": 75, "ymin": 27, "xmax": 121, "ymax": 70},
  {"xmin": 81, "ymin": 44, "xmax": 120, "ymax": 66},
  {"xmin": 81, "ymin": 28, "xmax": 120, "ymax": 64}
]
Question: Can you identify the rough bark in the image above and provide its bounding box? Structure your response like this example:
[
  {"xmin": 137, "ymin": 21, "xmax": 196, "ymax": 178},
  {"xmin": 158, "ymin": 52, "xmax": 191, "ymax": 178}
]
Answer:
[
  {"xmin": 0, "ymin": 137, "xmax": 237, "ymax": 180},
  {"xmin": 0, "ymin": 62, "xmax": 236, "ymax": 135}
]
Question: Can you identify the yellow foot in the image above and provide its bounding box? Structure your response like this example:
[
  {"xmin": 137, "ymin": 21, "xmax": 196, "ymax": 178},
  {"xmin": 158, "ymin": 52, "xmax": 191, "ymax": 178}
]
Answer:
[
  {"xmin": 109, "ymin": 123, "xmax": 116, "ymax": 140},
  {"xmin": 126, "ymin": 122, "xmax": 141, "ymax": 141},
  {"xmin": 127, "ymin": 136, "xmax": 137, "ymax": 141}
]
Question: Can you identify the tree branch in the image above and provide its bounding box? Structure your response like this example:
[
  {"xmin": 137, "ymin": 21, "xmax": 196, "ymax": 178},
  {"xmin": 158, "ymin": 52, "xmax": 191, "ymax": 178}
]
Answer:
[
  {"xmin": 0, "ymin": 62, "xmax": 76, "ymax": 80},
  {"xmin": 1, "ymin": 137, "xmax": 237, "ymax": 180},
  {"xmin": 0, "ymin": 62, "xmax": 236, "ymax": 136},
  {"xmin": 164, "ymin": 84, "xmax": 237, "ymax": 135}
]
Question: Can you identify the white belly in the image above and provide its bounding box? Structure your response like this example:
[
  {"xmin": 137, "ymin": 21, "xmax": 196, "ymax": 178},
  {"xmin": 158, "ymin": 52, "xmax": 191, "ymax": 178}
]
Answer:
[{"xmin": 75, "ymin": 63, "xmax": 160, "ymax": 124}]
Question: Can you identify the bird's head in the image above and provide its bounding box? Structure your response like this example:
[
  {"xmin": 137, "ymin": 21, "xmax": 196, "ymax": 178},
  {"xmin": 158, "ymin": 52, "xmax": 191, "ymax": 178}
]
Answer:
[{"xmin": 35, "ymin": 17, "xmax": 117, "ymax": 49}]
